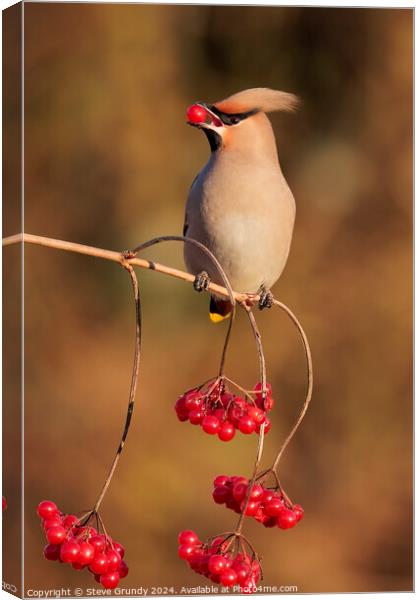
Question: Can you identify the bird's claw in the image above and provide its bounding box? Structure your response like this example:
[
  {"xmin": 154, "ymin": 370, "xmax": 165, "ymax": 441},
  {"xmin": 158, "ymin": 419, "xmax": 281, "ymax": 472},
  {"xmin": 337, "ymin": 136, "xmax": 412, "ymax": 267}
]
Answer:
[
  {"xmin": 194, "ymin": 271, "xmax": 211, "ymax": 292},
  {"xmin": 258, "ymin": 288, "xmax": 274, "ymax": 310},
  {"xmin": 122, "ymin": 249, "xmax": 136, "ymax": 260}
]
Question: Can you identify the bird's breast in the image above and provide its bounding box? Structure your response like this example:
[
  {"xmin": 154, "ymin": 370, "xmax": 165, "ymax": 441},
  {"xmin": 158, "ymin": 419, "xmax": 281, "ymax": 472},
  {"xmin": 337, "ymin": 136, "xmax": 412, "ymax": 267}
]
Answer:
[{"xmin": 184, "ymin": 160, "xmax": 295, "ymax": 293}]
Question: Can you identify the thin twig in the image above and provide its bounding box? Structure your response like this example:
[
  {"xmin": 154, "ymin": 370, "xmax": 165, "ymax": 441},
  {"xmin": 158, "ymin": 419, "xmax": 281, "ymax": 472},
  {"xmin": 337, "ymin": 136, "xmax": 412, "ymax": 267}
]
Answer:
[
  {"xmin": 2, "ymin": 233, "xmax": 250, "ymax": 304},
  {"xmin": 93, "ymin": 264, "xmax": 142, "ymax": 512},
  {"xmin": 271, "ymin": 300, "xmax": 313, "ymax": 471}
]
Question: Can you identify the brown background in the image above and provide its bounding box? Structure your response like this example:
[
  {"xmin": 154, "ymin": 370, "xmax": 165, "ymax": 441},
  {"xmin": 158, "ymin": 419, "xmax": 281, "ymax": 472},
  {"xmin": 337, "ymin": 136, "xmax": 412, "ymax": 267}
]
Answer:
[{"xmin": 3, "ymin": 3, "xmax": 413, "ymax": 594}]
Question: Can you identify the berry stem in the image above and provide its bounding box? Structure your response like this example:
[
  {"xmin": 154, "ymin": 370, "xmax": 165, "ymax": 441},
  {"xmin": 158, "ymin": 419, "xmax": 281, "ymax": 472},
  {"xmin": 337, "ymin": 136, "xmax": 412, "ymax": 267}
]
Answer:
[
  {"xmin": 242, "ymin": 304, "xmax": 267, "ymax": 400},
  {"xmin": 234, "ymin": 304, "xmax": 268, "ymax": 536},
  {"xmin": 235, "ymin": 423, "xmax": 266, "ymax": 536},
  {"xmin": 222, "ymin": 376, "xmax": 258, "ymax": 405},
  {"xmin": 128, "ymin": 236, "xmax": 237, "ymax": 377},
  {"xmin": 270, "ymin": 300, "xmax": 313, "ymax": 471},
  {"xmin": 92, "ymin": 264, "xmax": 142, "ymax": 513}
]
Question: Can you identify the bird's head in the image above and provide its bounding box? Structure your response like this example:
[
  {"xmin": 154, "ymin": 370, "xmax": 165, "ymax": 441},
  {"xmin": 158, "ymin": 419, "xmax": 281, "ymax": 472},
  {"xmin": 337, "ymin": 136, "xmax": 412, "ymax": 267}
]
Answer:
[{"xmin": 186, "ymin": 87, "xmax": 299, "ymax": 155}]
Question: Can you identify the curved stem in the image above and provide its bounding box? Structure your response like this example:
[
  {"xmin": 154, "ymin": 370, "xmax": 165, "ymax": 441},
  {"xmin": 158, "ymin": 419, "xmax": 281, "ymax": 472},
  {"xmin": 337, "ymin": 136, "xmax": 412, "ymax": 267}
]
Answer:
[
  {"xmin": 235, "ymin": 423, "xmax": 266, "ymax": 536},
  {"xmin": 241, "ymin": 303, "xmax": 267, "ymax": 397},
  {"xmin": 129, "ymin": 235, "xmax": 236, "ymax": 377},
  {"xmin": 93, "ymin": 264, "xmax": 142, "ymax": 512},
  {"xmin": 271, "ymin": 300, "xmax": 313, "ymax": 471},
  {"xmin": 234, "ymin": 303, "xmax": 268, "ymax": 536}
]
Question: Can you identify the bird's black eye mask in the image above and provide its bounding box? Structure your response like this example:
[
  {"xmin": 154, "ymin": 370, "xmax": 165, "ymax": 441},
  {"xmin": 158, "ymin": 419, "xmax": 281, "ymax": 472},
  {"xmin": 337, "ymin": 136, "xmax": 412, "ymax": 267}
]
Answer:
[{"xmin": 203, "ymin": 104, "xmax": 259, "ymax": 126}]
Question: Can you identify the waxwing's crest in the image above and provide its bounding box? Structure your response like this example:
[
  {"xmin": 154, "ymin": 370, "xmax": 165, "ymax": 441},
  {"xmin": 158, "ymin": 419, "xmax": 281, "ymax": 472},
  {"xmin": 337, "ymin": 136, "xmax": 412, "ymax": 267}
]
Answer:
[{"xmin": 215, "ymin": 88, "xmax": 299, "ymax": 115}]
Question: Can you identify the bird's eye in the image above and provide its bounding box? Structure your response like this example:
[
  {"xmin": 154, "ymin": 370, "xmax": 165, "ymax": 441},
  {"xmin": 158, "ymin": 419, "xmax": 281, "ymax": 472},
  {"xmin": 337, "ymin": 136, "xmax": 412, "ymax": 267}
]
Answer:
[{"xmin": 230, "ymin": 117, "xmax": 240, "ymax": 125}]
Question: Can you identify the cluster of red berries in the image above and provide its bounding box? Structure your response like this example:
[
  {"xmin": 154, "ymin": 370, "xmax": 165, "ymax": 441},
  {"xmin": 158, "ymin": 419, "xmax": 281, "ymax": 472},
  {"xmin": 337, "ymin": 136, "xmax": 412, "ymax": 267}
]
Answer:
[
  {"xmin": 212, "ymin": 475, "xmax": 304, "ymax": 529},
  {"xmin": 175, "ymin": 381, "xmax": 274, "ymax": 442},
  {"xmin": 37, "ymin": 501, "xmax": 128, "ymax": 589},
  {"xmin": 178, "ymin": 530, "xmax": 260, "ymax": 593}
]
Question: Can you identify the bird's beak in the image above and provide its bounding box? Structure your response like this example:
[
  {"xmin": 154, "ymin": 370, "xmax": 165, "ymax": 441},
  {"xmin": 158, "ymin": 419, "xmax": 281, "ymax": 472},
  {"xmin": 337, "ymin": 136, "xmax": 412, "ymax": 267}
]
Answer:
[{"xmin": 187, "ymin": 103, "xmax": 224, "ymax": 131}]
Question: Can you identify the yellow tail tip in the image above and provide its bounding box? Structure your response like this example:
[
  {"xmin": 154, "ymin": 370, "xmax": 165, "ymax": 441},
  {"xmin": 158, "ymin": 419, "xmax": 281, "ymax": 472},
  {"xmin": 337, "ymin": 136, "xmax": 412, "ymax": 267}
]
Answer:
[{"xmin": 209, "ymin": 311, "xmax": 231, "ymax": 324}]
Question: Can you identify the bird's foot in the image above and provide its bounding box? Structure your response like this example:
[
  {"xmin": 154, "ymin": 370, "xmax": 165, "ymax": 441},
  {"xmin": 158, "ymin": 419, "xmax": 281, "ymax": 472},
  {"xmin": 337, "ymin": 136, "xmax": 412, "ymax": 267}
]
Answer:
[
  {"xmin": 121, "ymin": 249, "xmax": 136, "ymax": 260},
  {"xmin": 258, "ymin": 287, "xmax": 274, "ymax": 310},
  {"xmin": 194, "ymin": 271, "xmax": 211, "ymax": 292}
]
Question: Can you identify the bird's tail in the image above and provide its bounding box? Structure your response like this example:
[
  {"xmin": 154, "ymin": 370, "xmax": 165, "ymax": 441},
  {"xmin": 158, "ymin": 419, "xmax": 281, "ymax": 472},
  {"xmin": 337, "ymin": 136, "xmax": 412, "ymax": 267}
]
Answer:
[{"xmin": 209, "ymin": 297, "xmax": 231, "ymax": 323}]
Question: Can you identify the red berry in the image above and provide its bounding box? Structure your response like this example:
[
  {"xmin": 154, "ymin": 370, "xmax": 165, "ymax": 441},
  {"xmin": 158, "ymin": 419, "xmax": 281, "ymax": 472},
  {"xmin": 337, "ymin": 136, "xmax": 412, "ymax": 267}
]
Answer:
[
  {"xmin": 78, "ymin": 542, "xmax": 95, "ymax": 565},
  {"xmin": 208, "ymin": 554, "xmax": 227, "ymax": 575},
  {"xmin": 43, "ymin": 517, "xmax": 63, "ymax": 531},
  {"xmin": 262, "ymin": 490, "xmax": 274, "ymax": 503},
  {"xmin": 178, "ymin": 530, "xmax": 199, "ymax": 546},
  {"xmin": 175, "ymin": 397, "xmax": 189, "ymax": 421},
  {"xmin": 277, "ymin": 508, "xmax": 297, "ymax": 529},
  {"xmin": 201, "ymin": 415, "xmax": 221, "ymax": 435},
  {"xmin": 118, "ymin": 560, "xmax": 129, "ymax": 578},
  {"xmin": 220, "ymin": 568, "xmax": 238, "ymax": 587},
  {"xmin": 186, "ymin": 104, "xmax": 207, "ymax": 124},
  {"xmin": 2, "ymin": 496, "xmax": 7, "ymax": 512},
  {"xmin": 184, "ymin": 390, "xmax": 202, "ymax": 411},
  {"xmin": 220, "ymin": 392, "xmax": 234, "ymax": 407},
  {"xmin": 265, "ymin": 497, "xmax": 284, "ymax": 517},
  {"xmin": 113, "ymin": 541, "xmax": 125, "ymax": 559},
  {"xmin": 60, "ymin": 540, "xmax": 80, "ymax": 563},
  {"xmin": 178, "ymin": 544, "xmax": 196, "ymax": 560},
  {"xmin": 257, "ymin": 416, "xmax": 271, "ymax": 434},
  {"xmin": 263, "ymin": 397, "xmax": 274, "ymax": 412},
  {"xmin": 238, "ymin": 416, "xmax": 256, "ymax": 434},
  {"xmin": 72, "ymin": 562, "xmax": 84, "ymax": 570},
  {"xmin": 100, "ymin": 571, "xmax": 120, "ymax": 589},
  {"xmin": 213, "ymin": 475, "xmax": 229, "ymax": 487},
  {"xmin": 254, "ymin": 382, "xmax": 272, "ymax": 401},
  {"xmin": 212, "ymin": 486, "xmax": 231, "ymax": 504},
  {"xmin": 249, "ymin": 484, "xmax": 264, "ymax": 500},
  {"xmin": 63, "ymin": 514, "xmax": 78, "ymax": 528},
  {"xmin": 247, "ymin": 406, "xmax": 265, "ymax": 424},
  {"xmin": 43, "ymin": 544, "xmax": 60, "ymax": 561},
  {"xmin": 90, "ymin": 553, "xmax": 109, "ymax": 574},
  {"xmin": 90, "ymin": 535, "xmax": 106, "ymax": 554},
  {"xmin": 240, "ymin": 500, "xmax": 259, "ymax": 516},
  {"xmin": 106, "ymin": 549, "xmax": 122, "ymax": 571},
  {"xmin": 294, "ymin": 504, "xmax": 304, "ymax": 522},
  {"xmin": 210, "ymin": 536, "xmax": 224, "ymax": 552},
  {"xmin": 263, "ymin": 517, "xmax": 278, "ymax": 528},
  {"xmin": 46, "ymin": 525, "xmax": 67, "ymax": 545},
  {"xmin": 232, "ymin": 483, "xmax": 248, "ymax": 503},
  {"xmin": 235, "ymin": 565, "xmax": 249, "ymax": 584},
  {"xmin": 189, "ymin": 408, "xmax": 205, "ymax": 425},
  {"xmin": 226, "ymin": 499, "xmax": 241, "ymax": 513},
  {"xmin": 37, "ymin": 501, "xmax": 59, "ymax": 520},
  {"xmin": 254, "ymin": 506, "xmax": 267, "ymax": 523},
  {"xmin": 218, "ymin": 421, "xmax": 235, "ymax": 441},
  {"xmin": 241, "ymin": 577, "xmax": 257, "ymax": 594}
]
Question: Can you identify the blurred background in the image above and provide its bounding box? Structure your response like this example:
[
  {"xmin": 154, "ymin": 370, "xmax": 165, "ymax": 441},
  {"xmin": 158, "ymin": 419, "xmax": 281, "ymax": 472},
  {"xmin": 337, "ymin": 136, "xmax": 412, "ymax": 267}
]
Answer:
[{"xmin": 3, "ymin": 3, "xmax": 412, "ymax": 594}]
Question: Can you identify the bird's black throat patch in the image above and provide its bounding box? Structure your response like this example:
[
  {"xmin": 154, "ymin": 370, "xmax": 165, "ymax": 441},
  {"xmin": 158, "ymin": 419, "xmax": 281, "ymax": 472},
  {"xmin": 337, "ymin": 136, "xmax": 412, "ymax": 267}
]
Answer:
[{"xmin": 203, "ymin": 128, "xmax": 222, "ymax": 152}]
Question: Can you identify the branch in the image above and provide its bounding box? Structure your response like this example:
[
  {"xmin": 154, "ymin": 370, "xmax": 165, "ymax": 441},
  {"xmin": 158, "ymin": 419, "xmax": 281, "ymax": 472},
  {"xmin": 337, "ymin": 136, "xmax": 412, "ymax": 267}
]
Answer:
[{"xmin": 3, "ymin": 233, "xmax": 249, "ymax": 303}]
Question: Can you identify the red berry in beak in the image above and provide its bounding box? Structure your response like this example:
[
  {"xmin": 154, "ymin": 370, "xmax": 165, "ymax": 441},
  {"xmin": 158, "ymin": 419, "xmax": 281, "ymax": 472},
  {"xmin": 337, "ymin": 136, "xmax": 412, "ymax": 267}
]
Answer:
[{"xmin": 186, "ymin": 104, "xmax": 207, "ymax": 124}]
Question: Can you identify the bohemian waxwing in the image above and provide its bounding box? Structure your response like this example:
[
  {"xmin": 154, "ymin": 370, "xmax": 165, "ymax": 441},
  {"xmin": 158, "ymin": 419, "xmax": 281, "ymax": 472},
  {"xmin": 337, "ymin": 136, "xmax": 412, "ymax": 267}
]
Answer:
[{"xmin": 183, "ymin": 88, "xmax": 298, "ymax": 322}]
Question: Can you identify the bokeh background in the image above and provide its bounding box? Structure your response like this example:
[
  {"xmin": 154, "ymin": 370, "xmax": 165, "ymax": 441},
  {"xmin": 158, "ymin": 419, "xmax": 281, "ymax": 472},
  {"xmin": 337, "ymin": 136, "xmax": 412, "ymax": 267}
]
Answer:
[{"xmin": 3, "ymin": 3, "xmax": 412, "ymax": 595}]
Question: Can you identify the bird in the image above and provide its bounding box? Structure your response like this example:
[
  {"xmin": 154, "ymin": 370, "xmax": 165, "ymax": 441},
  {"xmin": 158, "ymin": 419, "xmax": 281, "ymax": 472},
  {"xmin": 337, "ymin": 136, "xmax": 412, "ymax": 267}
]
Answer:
[{"xmin": 183, "ymin": 87, "xmax": 298, "ymax": 322}]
